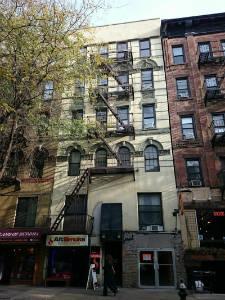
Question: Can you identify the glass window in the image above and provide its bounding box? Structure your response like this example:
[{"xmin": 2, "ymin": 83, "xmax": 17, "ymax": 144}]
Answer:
[
  {"xmin": 117, "ymin": 107, "xmax": 129, "ymax": 129},
  {"xmin": 72, "ymin": 110, "xmax": 83, "ymax": 120},
  {"xmin": 172, "ymin": 46, "xmax": 185, "ymax": 64},
  {"xmin": 43, "ymin": 81, "xmax": 54, "ymax": 100},
  {"xmin": 141, "ymin": 69, "xmax": 153, "ymax": 90},
  {"xmin": 68, "ymin": 150, "xmax": 81, "ymax": 176},
  {"xmin": 144, "ymin": 145, "xmax": 159, "ymax": 172},
  {"xmin": 221, "ymin": 41, "xmax": 225, "ymax": 55},
  {"xmin": 118, "ymin": 147, "xmax": 131, "ymax": 166},
  {"xmin": 186, "ymin": 159, "xmax": 203, "ymax": 186},
  {"xmin": 117, "ymin": 42, "xmax": 128, "ymax": 59},
  {"xmin": 181, "ymin": 116, "xmax": 195, "ymax": 139},
  {"xmin": 205, "ymin": 75, "xmax": 218, "ymax": 88},
  {"xmin": 138, "ymin": 193, "xmax": 163, "ymax": 229},
  {"xmin": 95, "ymin": 148, "xmax": 107, "ymax": 167},
  {"xmin": 176, "ymin": 78, "xmax": 190, "ymax": 98},
  {"xmin": 15, "ymin": 197, "xmax": 37, "ymax": 227},
  {"xmin": 212, "ymin": 114, "xmax": 225, "ymax": 133},
  {"xmin": 140, "ymin": 39, "xmax": 151, "ymax": 57},
  {"xmin": 143, "ymin": 105, "xmax": 155, "ymax": 129}
]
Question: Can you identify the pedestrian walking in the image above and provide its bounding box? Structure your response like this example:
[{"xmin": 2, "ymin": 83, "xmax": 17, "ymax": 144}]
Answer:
[{"xmin": 103, "ymin": 254, "xmax": 118, "ymax": 296}]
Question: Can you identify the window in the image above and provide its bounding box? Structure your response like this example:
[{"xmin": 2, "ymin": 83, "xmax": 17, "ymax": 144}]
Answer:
[
  {"xmin": 118, "ymin": 147, "xmax": 131, "ymax": 166},
  {"xmin": 144, "ymin": 145, "xmax": 159, "ymax": 172},
  {"xmin": 205, "ymin": 75, "xmax": 218, "ymax": 88},
  {"xmin": 141, "ymin": 69, "xmax": 153, "ymax": 90},
  {"xmin": 199, "ymin": 42, "xmax": 212, "ymax": 56},
  {"xmin": 95, "ymin": 148, "xmax": 107, "ymax": 167},
  {"xmin": 172, "ymin": 45, "xmax": 185, "ymax": 64},
  {"xmin": 138, "ymin": 193, "xmax": 163, "ymax": 230},
  {"xmin": 117, "ymin": 42, "xmax": 128, "ymax": 60},
  {"xmin": 221, "ymin": 41, "xmax": 225, "ymax": 55},
  {"xmin": 140, "ymin": 39, "xmax": 151, "ymax": 57},
  {"xmin": 186, "ymin": 159, "xmax": 203, "ymax": 186},
  {"xmin": 72, "ymin": 109, "xmax": 83, "ymax": 120},
  {"xmin": 117, "ymin": 107, "xmax": 129, "ymax": 130},
  {"xmin": 68, "ymin": 150, "xmax": 81, "ymax": 176},
  {"xmin": 99, "ymin": 46, "xmax": 108, "ymax": 58},
  {"xmin": 212, "ymin": 114, "xmax": 225, "ymax": 133},
  {"xmin": 181, "ymin": 116, "xmax": 195, "ymax": 140},
  {"xmin": 43, "ymin": 81, "xmax": 54, "ymax": 100},
  {"xmin": 176, "ymin": 78, "xmax": 190, "ymax": 98},
  {"xmin": 15, "ymin": 197, "xmax": 37, "ymax": 227},
  {"xmin": 96, "ymin": 108, "xmax": 107, "ymax": 127},
  {"xmin": 143, "ymin": 105, "xmax": 155, "ymax": 129}
]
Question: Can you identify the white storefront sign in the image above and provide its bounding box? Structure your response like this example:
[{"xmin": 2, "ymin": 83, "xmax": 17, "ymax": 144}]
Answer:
[{"xmin": 46, "ymin": 235, "xmax": 88, "ymax": 247}]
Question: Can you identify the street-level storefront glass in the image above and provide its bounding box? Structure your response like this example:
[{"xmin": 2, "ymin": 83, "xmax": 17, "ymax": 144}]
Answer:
[{"xmin": 139, "ymin": 250, "xmax": 175, "ymax": 287}]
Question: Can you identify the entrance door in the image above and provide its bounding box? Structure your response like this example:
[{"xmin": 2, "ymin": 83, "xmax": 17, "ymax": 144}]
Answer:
[{"xmin": 139, "ymin": 250, "xmax": 175, "ymax": 288}]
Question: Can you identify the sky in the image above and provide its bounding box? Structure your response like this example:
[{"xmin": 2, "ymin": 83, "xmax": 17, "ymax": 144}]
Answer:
[{"xmin": 92, "ymin": 0, "xmax": 225, "ymax": 26}]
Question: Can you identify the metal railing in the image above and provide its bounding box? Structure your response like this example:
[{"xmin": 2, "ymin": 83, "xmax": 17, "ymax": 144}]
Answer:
[{"xmin": 198, "ymin": 50, "xmax": 225, "ymax": 65}]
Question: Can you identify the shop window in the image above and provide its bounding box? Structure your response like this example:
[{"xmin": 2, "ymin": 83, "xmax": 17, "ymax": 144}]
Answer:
[
  {"xmin": 181, "ymin": 115, "xmax": 196, "ymax": 140},
  {"xmin": 141, "ymin": 69, "xmax": 153, "ymax": 90},
  {"xmin": 30, "ymin": 147, "xmax": 48, "ymax": 178},
  {"xmin": 15, "ymin": 197, "xmax": 37, "ymax": 227},
  {"xmin": 176, "ymin": 78, "xmax": 190, "ymax": 99},
  {"xmin": 68, "ymin": 150, "xmax": 81, "ymax": 176},
  {"xmin": 95, "ymin": 148, "xmax": 107, "ymax": 167},
  {"xmin": 138, "ymin": 193, "xmax": 163, "ymax": 230},
  {"xmin": 43, "ymin": 81, "xmax": 54, "ymax": 100},
  {"xmin": 186, "ymin": 158, "xmax": 203, "ymax": 187},
  {"xmin": 118, "ymin": 146, "xmax": 131, "ymax": 166},
  {"xmin": 140, "ymin": 39, "xmax": 151, "ymax": 57},
  {"xmin": 143, "ymin": 105, "xmax": 155, "ymax": 129},
  {"xmin": 144, "ymin": 145, "xmax": 159, "ymax": 172},
  {"xmin": 172, "ymin": 45, "xmax": 185, "ymax": 64}
]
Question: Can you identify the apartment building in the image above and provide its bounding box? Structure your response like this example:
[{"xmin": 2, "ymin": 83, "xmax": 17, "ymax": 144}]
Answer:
[
  {"xmin": 47, "ymin": 19, "xmax": 183, "ymax": 288},
  {"xmin": 161, "ymin": 13, "xmax": 225, "ymax": 292}
]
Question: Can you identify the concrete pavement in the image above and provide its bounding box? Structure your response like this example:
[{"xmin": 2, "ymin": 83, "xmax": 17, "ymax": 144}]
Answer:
[{"xmin": 0, "ymin": 286, "xmax": 225, "ymax": 300}]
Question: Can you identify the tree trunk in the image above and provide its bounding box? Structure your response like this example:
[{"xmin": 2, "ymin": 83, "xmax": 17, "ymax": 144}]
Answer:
[{"xmin": 0, "ymin": 117, "xmax": 17, "ymax": 181}]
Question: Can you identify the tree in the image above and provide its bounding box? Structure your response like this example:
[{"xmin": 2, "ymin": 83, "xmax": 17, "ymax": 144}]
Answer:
[{"xmin": 0, "ymin": 0, "xmax": 105, "ymax": 181}]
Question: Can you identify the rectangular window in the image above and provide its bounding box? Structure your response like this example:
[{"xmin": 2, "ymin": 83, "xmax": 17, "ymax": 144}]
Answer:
[
  {"xmin": 96, "ymin": 108, "xmax": 107, "ymax": 126},
  {"xmin": 181, "ymin": 116, "xmax": 195, "ymax": 139},
  {"xmin": 205, "ymin": 75, "xmax": 218, "ymax": 88},
  {"xmin": 140, "ymin": 39, "xmax": 151, "ymax": 57},
  {"xmin": 15, "ymin": 197, "xmax": 37, "ymax": 227},
  {"xmin": 172, "ymin": 45, "xmax": 185, "ymax": 64},
  {"xmin": 143, "ymin": 105, "xmax": 155, "ymax": 129},
  {"xmin": 117, "ymin": 107, "xmax": 129, "ymax": 130},
  {"xmin": 72, "ymin": 109, "xmax": 83, "ymax": 120},
  {"xmin": 186, "ymin": 159, "xmax": 203, "ymax": 187},
  {"xmin": 117, "ymin": 42, "xmax": 128, "ymax": 60},
  {"xmin": 141, "ymin": 69, "xmax": 153, "ymax": 90},
  {"xmin": 43, "ymin": 81, "xmax": 54, "ymax": 100},
  {"xmin": 199, "ymin": 42, "xmax": 211, "ymax": 54},
  {"xmin": 176, "ymin": 78, "xmax": 190, "ymax": 98},
  {"xmin": 212, "ymin": 114, "xmax": 225, "ymax": 133},
  {"xmin": 138, "ymin": 193, "xmax": 163, "ymax": 230},
  {"xmin": 221, "ymin": 41, "xmax": 225, "ymax": 55}
]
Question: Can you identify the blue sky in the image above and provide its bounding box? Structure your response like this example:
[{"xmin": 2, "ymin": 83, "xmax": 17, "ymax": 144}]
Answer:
[{"xmin": 92, "ymin": 0, "xmax": 225, "ymax": 26}]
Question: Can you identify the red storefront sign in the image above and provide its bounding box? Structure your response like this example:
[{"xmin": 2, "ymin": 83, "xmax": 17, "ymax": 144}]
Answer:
[{"xmin": 0, "ymin": 229, "xmax": 42, "ymax": 242}]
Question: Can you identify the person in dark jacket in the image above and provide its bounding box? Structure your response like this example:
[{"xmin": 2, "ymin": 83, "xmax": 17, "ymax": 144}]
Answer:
[{"xmin": 103, "ymin": 254, "xmax": 118, "ymax": 296}]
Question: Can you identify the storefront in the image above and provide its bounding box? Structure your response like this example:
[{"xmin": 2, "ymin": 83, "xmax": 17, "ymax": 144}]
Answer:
[
  {"xmin": 45, "ymin": 234, "xmax": 90, "ymax": 287},
  {"xmin": 0, "ymin": 229, "xmax": 44, "ymax": 285}
]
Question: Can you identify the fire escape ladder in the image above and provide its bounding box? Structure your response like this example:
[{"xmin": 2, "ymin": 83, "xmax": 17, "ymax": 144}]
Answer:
[{"xmin": 50, "ymin": 168, "xmax": 90, "ymax": 232}]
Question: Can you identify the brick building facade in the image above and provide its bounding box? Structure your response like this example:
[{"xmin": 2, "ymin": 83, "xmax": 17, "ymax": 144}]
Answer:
[{"xmin": 161, "ymin": 13, "xmax": 225, "ymax": 292}]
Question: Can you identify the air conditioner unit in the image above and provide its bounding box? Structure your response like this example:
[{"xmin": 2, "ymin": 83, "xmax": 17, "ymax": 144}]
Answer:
[
  {"xmin": 189, "ymin": 180, "xmax": 202, "ymax": 187},
  {"xmin": 146, "ymin": 225, "xmax": 164, "ymax": 232}
]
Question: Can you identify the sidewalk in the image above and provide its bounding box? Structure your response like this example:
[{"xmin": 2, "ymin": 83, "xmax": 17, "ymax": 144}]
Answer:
[{"xmin": 0, "ymin": 285, "xmax": 224, "ymax": 300}]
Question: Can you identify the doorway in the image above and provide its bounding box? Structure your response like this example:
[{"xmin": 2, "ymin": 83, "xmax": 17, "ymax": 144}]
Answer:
[{"xmin": 139, "ymin": 249, "xmax": 175, "ymax": 288}]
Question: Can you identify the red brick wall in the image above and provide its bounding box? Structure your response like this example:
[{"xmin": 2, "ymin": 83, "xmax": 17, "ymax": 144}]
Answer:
[{"xmin": 163, "ymin": 32, "xmax": 225, "ymax": 189}]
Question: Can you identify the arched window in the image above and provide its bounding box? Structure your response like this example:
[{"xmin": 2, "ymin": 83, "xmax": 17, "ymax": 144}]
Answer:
[
  {"xmin": 68, "ymin": 150, "xmax": 81, "ymax": 176},
  {"xmin": 118, "ymin": 146, "xmax": 131, "ymax": 166},
  {"xmin": 144, "ymin": 145, "xmax": 159, "ymax": 172},
  {"xmin": 95, "ymin": 148, "xmax": 107, "ymax": 167}
]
